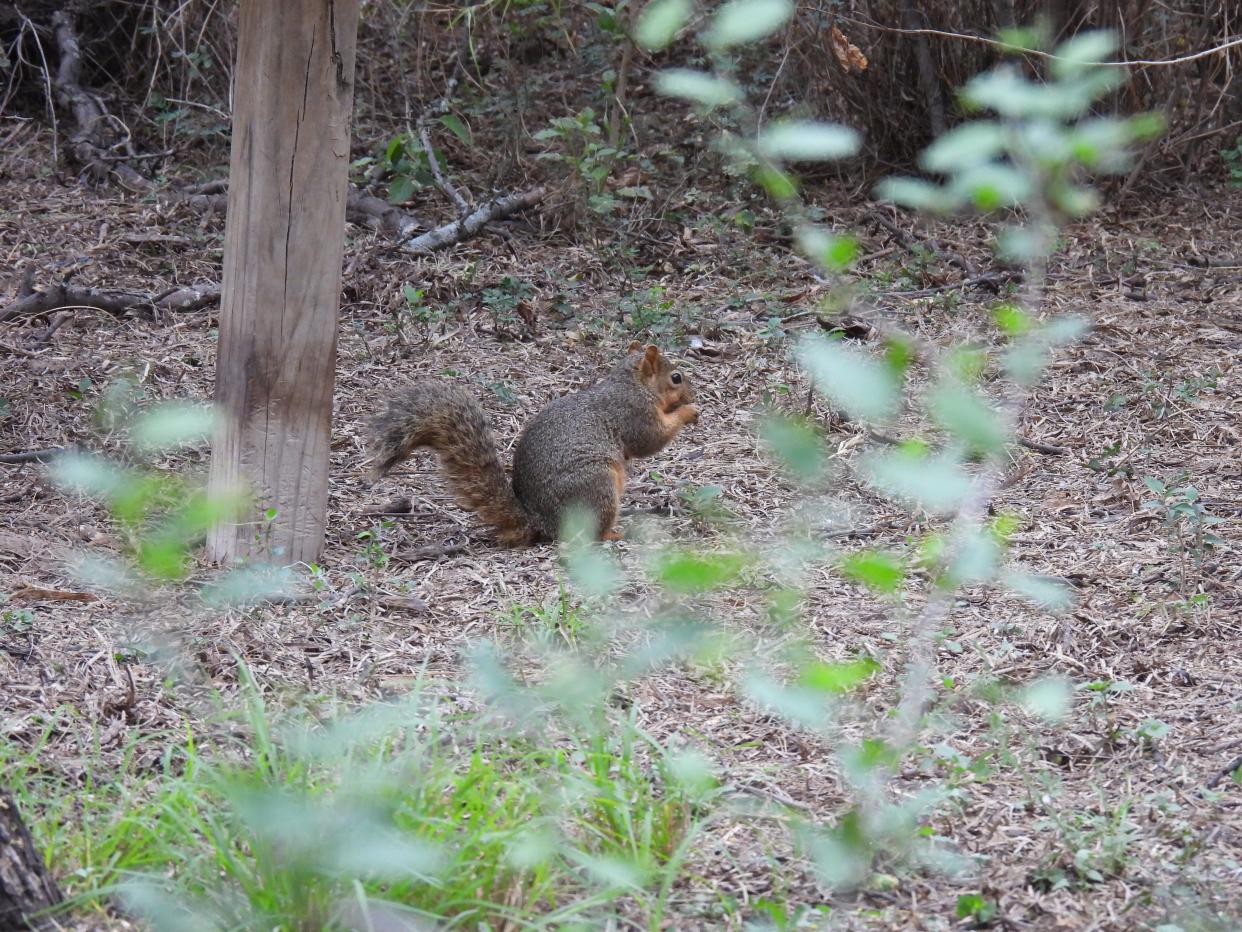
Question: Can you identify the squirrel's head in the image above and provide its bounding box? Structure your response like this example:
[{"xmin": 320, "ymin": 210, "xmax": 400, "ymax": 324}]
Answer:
[{"xmin": 626, "ymin": 342, "xmax": 694, "ymax": 412}]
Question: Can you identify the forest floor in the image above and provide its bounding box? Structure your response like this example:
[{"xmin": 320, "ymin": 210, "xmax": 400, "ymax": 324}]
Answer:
[{"xmin": 1, "ymin": 127, "xmax": 1241, "ymax": 930}]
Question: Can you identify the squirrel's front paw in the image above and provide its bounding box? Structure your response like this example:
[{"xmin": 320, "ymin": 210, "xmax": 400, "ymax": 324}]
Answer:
[{"xmin": 680, "ymin": 404, "xmax": 700, "ymax": 425}]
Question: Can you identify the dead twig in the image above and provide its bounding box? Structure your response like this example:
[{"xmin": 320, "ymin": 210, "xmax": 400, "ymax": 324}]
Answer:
[
  {"xmin": 0, "ymin": 284, "xmax": 146, "ymax": 322},
  {"xmin": 401, "ymin": 187, "xmax": 546, "ymax": 256},
  {"xmin": 138, "ymin": 176, "xmax": 424, "ymax": 237},
  {"xmin": 395, "ymin": 540, "xmax": 469, "ymax": 562},
  {"xmin": 878, "ymin": 271, "xmax": 1018, "ymax": 298},
  {"xmin": 418, "ymin": 121, "xmax": 470, "ymax": 216},
  {"xmin": 0, "ymin": 448, "xmax": 68, "ymax": 465},
  {"xmin": 1016, "ymin": 436, "xmax": 1068, "ymax": 456},
  {"xmin": 872, "ymin": 211, "xmax": 980, "ymax": 280},
  {"xmin": 1205, "ymin": 754, "xmax": 1242, "ymax": 790},
  {"xmin": 0, "ymin": 280, "xmax": 220, "ymax": 323}
]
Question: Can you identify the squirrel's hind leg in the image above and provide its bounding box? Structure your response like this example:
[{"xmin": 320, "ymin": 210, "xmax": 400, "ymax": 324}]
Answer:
[
  {"xmin": 548, "ymin": 462, "xmax": 623, "ymax": 542},
  {"xmin": 599, "ymin": 460, "xmax": 626, "ymax": 541}
]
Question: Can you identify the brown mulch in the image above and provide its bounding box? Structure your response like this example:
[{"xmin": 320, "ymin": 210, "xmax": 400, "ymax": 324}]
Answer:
[{"xmin": 1, "ymin": 128, "xmax": 1241, "ymax": 930}]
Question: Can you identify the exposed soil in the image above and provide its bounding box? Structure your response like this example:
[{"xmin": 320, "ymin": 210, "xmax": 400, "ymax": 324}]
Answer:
[{"xmin": 1, "ymin": 125, "xmax": 1240, "ymax": 929}]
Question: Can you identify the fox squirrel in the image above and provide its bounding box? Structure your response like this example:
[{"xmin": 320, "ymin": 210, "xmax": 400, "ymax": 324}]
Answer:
[{"xmin": 368, "ymin": 343, "xmax": 698, "ymax": 545}]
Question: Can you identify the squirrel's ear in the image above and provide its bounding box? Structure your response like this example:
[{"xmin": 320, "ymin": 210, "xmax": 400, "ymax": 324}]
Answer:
[
  {"xmin": 627, "ymin": 340, "xmax": 642, "ymax": 353},
  {"xmin": 639, "ymin": 344, "xmax": 661, "ymax": 377}
]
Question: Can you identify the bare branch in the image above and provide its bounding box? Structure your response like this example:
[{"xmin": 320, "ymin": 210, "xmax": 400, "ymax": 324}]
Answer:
[{"xmin": 401, "ymin": 187, "xmax": 545, "ymax": 256}]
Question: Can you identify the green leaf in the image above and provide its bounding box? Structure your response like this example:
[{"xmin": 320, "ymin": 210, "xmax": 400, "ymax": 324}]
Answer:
[
  {"xmin": 1068, "ymin": 117, "xmax": 1134, "ymax": 168},
  {"xmin": 840, "ymin": 551, "xmax": 904, "ymax": 594},
  {"xmin": 798, "ymin": 335, "xmax": 898, "ymax": 423},
  {"xmin": 947, "ymin": 528, "xmax": 1001, "ymax": 584},
  {"xmin": 948, "ymin": 162, "xmax": 1033, "ymax": 211},
  {"xmin": 702, "ymin": 0, "xmax": 792, "ymax": 49},
  {"xmin": 874, "ymin": 175, "xmax": 958, "ymax": 213},
  {"xmin": 963, "ymin": 67, "xmax": 1100, "ymax": 119},
  {"xmin": 799, "ymin": 656, "xmax": 880, "ymax": 694},
  {"xmin": 744, "ymin": 673, "xmax": 828, "ymax": 729},
  {"xmin": 992, "ymin": 302, "xmax": 1031, "ymax": 336},
  {"xmin": 132, "ymin": 403, "xmax": 218, "ymax": 453},
  {"xmin": 1051, "ymin": 183, "xmax": 1101, "ymax": 215},
  {"xmin": 1019, "ymin": 677, "xmax": 1071, "ymax": 722},
  {"xmin": 920, "ymin": 121, "xmax": 1006, "ymax": 173},
  {"xmin": 883, "ymin": 335, "xmax": 915, "ymax": 375},
  {"xmin": 956, "ymin": 894, "xmax": 998, "ymax": 922},
  {"xmin": 560, "ymin": 506, "xmax": 621, "ymax": 597},
  {"xmin": 843, "ymin": 737, "xmax": 900, "ymax": 773},
  {"xmin": 634, "ymin": 0, "xmax": 692, "ymax": 50},
  {"xmin": 997, "ymin": 26, "xmax": 1047, "ymax": 53},
  {"xmin": 989, "ymin": 511, "xmax": 1022, "ymax": 545},
  {"xmin": 861, "ymin": 448, "xmax": 972, "ymax": 514},
  {"xmin": 665, "ymin": 749, "xmax": 718, "ymax": 799},
  {"xmin": 654, "ymin": 69, "xmax": 743, "ymax": 108},
  {"xmin": 1004, "ymin": 571, "xmax": 1074, "ymax": 611},
  {"xmin": 929, "ymin": 379, "xmax": 1007, "ymax": 456},
  {"xmin": 760, "ymin": 414, "xmax": 826, "ymax": 482},
  {"xmin": 758, "ymin": 120, "xmax": 860, "ymax": 161},
  {"xmin": 995, "ymin": 225, "xmax": 1049, "ymax": 264},
  {"xmin": 753, "ymin": 164, "xmax": 798, "ymax": 200},
  {"xmin": 438, "ymin": 113, "xmax": 471, "ymax": 145},
  {"xmin": 51, "ymin": 451, "xmax": 129, "ymax": 500},
  {"xmin": 655, "ymin": 550, "xmax": 750, "ymax": 592},
  {"xmin": 1135, "ymin": 718, "xmax": 1170, "ymax": 743},
  {"xmin": 387, "ymin": 175, "xmax": 416, "ymax": 205},
  {"xmin": 1127, "ymin": 111, "xmax": 1165, "ymax": 141},
  {"xmin": 1051, "ymin": 29, "xmax": 1116, "ymax": 78},
  {"xmin": 1003, "ymin": 315, "xmax": 1087, "ymax": 384},
  {"xmin": 1042, "ymin": 316, "xmax": 1090, "ymax": 345},
  {"xmin": 795, "ymin": 226, "xmax": 858, "ymax": 272},
  {"xmin": 137, "ymin": 535, "xmax": 189, "ymax": 580},
  {"xmin": 201, "ymin": 565, "xmax": 297, "ymax": 607}
]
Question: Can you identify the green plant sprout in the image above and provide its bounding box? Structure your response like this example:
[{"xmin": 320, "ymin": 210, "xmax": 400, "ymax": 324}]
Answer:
[{"xmin": 639, "ymin": 0, "xmax": 1160, "ymax": 891}]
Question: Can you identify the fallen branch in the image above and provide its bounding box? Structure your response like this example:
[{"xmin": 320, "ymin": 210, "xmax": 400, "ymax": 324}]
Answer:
[
  {"xmin": 401, "ymin": 187, "xmax": 546, "ymax": 255},
  {"xmin": 418, "ymin": 121, "xmax": 470, "ymax": 216},
  {"xmin": 878, "ymin": 271, "xmax": 1019, "ymax": 298},
  {"xmin": 156, "ymin": 284, "xmax": 222, "ymax": 313},
  {"xmin": 0, "ymin": 281, "xmax": 220, "ymax": 323},
  {"xmin": 871, "ymin": 211, "xmax": 982, "ymax": 281},
  {"xmin": 0, "ymin": 284, "xmax": 145, "ymax": 322},
  {"xmin": 396, "ymin": 540, "xmax": 469, "ymax": 562},
  {"xmin": 0, "ymin": 448, "xmax": 68, "ymax": 465},
  {"xmin": 128, "ymin": 175, "xmax": 424, "ymax": 236},
  {"xmin": 1205, "ymin": 754, "xmax": 1242, "ymax": 790},
  {"xmin": 1015, "ymin": 436, "xmax": 1068, "ymax": 456}
]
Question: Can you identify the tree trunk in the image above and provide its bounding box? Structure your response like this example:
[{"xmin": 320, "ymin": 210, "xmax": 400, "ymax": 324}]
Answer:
[
  {"xmin": 899, "ymin": 0, "xmax": 946, "ymax": 140},
  {"xmin": 207, "ymin": 0, "xmax": 361, "ymax": 564},
  {"xmin": 0, "ymin": 793, "xmax": 61, "ymax": 929}
]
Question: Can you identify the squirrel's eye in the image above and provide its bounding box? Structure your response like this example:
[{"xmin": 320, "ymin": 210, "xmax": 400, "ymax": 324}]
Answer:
[{"xmin": 670, "ymin": 372, "xmax": 683, "ymax": 385}]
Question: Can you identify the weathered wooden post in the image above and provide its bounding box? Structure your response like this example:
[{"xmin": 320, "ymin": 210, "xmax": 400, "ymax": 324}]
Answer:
[{"xmin": 207, "ymin": 0, "xmax": 361, "ymax": 564}]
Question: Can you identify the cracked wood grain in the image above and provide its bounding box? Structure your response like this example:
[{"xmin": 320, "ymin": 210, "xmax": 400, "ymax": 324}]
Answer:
[{"xmin": 207, "ymin": 0, "xmax": 361, "ymax": 565}]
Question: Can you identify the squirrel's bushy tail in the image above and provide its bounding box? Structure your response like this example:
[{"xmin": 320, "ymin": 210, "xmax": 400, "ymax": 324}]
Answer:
[{"xmin": 368, "ymin": 383, "xmax": 534, "ymax": 545}]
